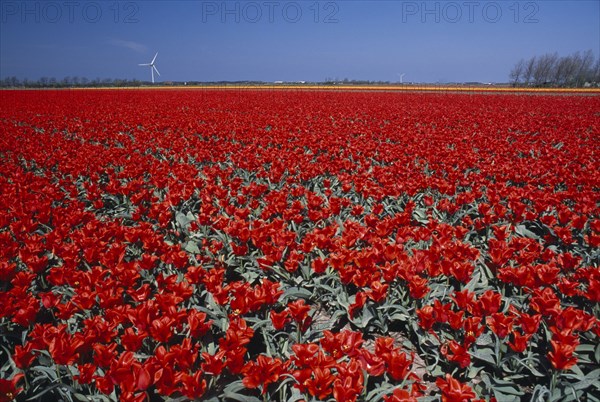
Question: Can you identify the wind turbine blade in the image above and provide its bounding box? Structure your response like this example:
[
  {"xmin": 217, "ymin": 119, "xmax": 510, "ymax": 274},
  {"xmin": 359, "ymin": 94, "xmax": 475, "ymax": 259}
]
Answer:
[
  {"xmin": 153, "ymin": 66, "xmax": 160, "ymax": 76},
  {"xmin": 151, "ymin": 52, "xmax": 158, "ymax": 64},
  {"xmin": 139, "ymin": 63, "xmax": 150, "ymax": 66}
]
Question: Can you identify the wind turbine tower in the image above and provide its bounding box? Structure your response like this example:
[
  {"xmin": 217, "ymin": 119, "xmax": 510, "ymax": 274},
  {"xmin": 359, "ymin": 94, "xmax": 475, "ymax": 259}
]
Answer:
[{"xmin": 139, "ymin": 52, "xmax": 160, "ymax": 83}]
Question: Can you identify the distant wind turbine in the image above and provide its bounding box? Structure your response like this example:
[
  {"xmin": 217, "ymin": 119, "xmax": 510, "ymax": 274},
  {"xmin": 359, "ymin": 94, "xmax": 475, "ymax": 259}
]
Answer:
[
  {"xmin": 139, "ymin": 52, "xmax": 160, "ymax": 83},
  {"xmin": 397, "ymin": 73, "xmax": 406, "ymax": 84}
]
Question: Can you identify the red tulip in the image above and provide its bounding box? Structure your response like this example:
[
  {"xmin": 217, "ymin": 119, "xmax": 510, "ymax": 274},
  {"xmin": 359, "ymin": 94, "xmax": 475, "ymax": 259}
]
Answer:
[
  {"xmin": 547, "ymin": 340, "xmax": 578, "ymax": 371},
  {"xmin": 441, "ymin": 340, "xmax": 471, "ymax": 369},
  {"xmin": 242, "ymin": 355, "xmax": 287, "ymax": 394},
  {"xmin": 436, "ymin": 374, "xmax": 477, "ymax": 402},
  {"xmin": 383, "ymin": 388, "xmax": 419, "ymax": 402},
  {"xmin": 486, "ymin": 313, "xmax": 514, "ymax": 339},
  {"xmin": 0, "ymin": 373, "xmax": 24, "ymax": 402}
]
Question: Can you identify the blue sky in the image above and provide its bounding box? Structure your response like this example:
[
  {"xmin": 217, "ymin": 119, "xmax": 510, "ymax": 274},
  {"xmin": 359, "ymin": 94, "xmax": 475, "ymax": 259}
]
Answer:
[{"xmin": 1, "ymin": 0, "xmax": 599, "ymax": 83}]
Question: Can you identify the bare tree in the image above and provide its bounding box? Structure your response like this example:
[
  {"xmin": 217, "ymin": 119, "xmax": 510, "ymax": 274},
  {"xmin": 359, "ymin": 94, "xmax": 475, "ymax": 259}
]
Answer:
[
  {"xmin": 593, "ymin": 58, "xmax": 600, "ymax": 84},
  {"xmin": 532, "ymin": 53, "xmax": 558, "ymax": 86},
  {"xmin": 575, "ymin": 49, "xmax": 594, "ymax": 85},
  {"xmin": 522, "ymin": 56, "xmax": 536, "ymax": 85},
  {"xmin": 562, "ymin": 52, "xmax": 580, "ymax": 86},
  {"xmin": 509, "ymin": 59, "xmax": 525, "ymax": 86},
  {"xmin": 552, "ymin": 56, "xmax": 568, "ymax": 86}
]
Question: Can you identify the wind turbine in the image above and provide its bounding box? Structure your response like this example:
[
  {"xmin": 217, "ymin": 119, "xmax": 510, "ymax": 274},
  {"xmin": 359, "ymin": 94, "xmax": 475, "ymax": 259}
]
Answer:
[
  {"xmin": 397, "ymin": 73, "xmax": 406, "ymax": 84},
  {"xmin": 139, "ymin": 52, "xmax": 160, "ymax": 83}
]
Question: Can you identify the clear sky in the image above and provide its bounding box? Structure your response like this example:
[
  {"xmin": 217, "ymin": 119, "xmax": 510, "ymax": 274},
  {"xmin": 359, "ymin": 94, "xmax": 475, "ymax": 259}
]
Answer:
[{"xmin": 1, "ymin": 0, "xmax": 599, "ymax": 83}]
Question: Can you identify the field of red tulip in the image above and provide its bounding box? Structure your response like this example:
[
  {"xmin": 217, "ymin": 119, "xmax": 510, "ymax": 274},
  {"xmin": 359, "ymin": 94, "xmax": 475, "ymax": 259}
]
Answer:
[{"xmin": 0, "ymin": 89, "xmax": 599, "ymax": 402}]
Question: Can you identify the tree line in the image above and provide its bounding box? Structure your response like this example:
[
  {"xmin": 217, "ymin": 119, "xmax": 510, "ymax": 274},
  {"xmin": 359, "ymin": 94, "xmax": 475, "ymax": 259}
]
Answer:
[
  {"xmin": 2, "ymin": 53, "xmax": 600, "ymax": 88},
  {"xmin": 0, "ymin": 76, "xmax": 146, "ymax": 88},
  {"xmin": 509, "ymin": 50, "xmax": 599, "ymax": 87},
  {"xmin": 0, "ymin": 77, "xmax": 395, "ymax": 88}
]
